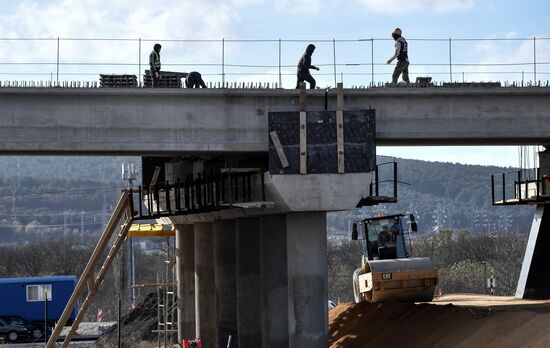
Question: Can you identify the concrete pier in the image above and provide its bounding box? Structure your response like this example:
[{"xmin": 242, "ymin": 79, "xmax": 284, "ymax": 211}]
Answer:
[
  {"xmin": 214, "ymin": 220, "xmax": 238, "ymax": 347},
  {"xmin": 176, "ymin": 224, "xmax": 196, "ymax": 342},
  {"xmin": 236, "ymin": 218, "xmax": 262, "ymax": 347},
  {"xmin": 260, "ymin": 214, "xmax": 289, "ymax": 348},
  {"xmin": 194, "ymin": 223, "xmax": 216, "ymax": 348},
  {"xmin": 286, "ymin": 212, "xmax": 328, "ymax": 348}
]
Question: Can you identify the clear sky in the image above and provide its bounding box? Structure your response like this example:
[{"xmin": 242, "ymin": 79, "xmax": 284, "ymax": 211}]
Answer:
[{"xmin": 0, "ymin": 0, "xmax": 548, "ymax": 167}]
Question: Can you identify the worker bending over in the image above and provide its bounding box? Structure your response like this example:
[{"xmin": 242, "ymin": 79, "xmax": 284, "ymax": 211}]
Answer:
[
  {"xmin": 185, "ymin": 71, "xmax": 207, "ymax": 88},
  {"xmin": 387, "ymin": 28, "xmax": 410, "ymax": 84}
]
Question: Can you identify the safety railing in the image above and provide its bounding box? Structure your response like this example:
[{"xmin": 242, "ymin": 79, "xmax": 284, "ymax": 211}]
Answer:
[
  {"xmin": 357, "ymin": 159, "xmax": 398, "ymax": 207},
  {"xmin": 491, "ymin": 168, "xmax": 550, "ymax": 205},
  {"xmin": 130, "ymin": 168, "xmax": 266, "ymax": 219},
  {"xmin": 0, "ymin": 36, "xmax": 548, "ymax": 88}
]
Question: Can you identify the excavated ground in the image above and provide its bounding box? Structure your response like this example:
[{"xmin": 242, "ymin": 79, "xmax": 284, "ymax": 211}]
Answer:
[
  {"xmin": 92, "ymin": 292, "xmax": 172, "ymax": 348},
  {"xmin": 329, "ymin": 294, "xmax": 550, "ymax": 348}
]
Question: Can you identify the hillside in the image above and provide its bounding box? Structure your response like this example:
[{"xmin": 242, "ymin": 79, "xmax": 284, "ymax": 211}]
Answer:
[
  {"xmin": 0, "ymin": 155, "xmax": 535, "ymax": 243},
  {"xmin": 328, "ymin": 157, "xmax": 534, "ymax": 236}
]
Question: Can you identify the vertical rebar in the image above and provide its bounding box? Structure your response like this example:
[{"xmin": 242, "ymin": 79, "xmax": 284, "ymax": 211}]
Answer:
[
  {"xmin": 333, "ymin": 38, "xmax": 337, "ymax": 87},
  {"xmin": 222, "ymin": 38, "xmax": 225, "ymax": 87},
  {"xmin": 56, "ymin": 37, "xmax": 60, "ymax": 86},
  {"xmin": 448, "ymin": 37, "xmax": 452, "ymax": 82},
  {"xmin": 278, "ymin": 39, "xmax": 282, "ymax": 88},
  {"xmin": 533, "ymin": 37, "xmax": 537, "ymax": 84}
]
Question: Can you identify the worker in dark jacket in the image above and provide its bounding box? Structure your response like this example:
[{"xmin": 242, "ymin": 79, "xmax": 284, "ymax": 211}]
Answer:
[
  {"xmin": 296, "ymin": 44, "xmax": 320, "ymax": 89},
  {"xmin": 185, "ymin": 71, "xmax": 207, "ymax": 88},
  {"xmin": 387, "ymin": 28, "xmax": 410, "ymax": 84},
  {"xmin": 149, "ymin": 43, "xmax": 162, "ymax": 87}
]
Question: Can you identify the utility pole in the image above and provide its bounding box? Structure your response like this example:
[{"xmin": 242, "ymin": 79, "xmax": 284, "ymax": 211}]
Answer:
[
  {"xmin": 122, "ymin": 162, "xmax": 138, "ymax": 307},
  {"xmin": 80, "ymin": 211, "xmax": 85, "ymax": 238}
]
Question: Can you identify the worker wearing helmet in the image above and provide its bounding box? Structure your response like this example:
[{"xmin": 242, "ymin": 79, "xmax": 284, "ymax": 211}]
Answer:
[
  {"xmin": 149, "ymin": 43, "xmax": 162, "ymax": 87},
  {"xmin": 387, "ymin": 28, "xmax": 410, "ymax": 84},
  {"xmin": 296, "ymin": 44, "xmax": 320, "ymax": 89}
]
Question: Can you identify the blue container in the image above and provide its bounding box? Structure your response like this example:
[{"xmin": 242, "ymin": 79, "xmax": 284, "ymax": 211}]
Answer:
[{"xmin": 0, "ymin": 276, "xmax": 78, "ymax": 322}]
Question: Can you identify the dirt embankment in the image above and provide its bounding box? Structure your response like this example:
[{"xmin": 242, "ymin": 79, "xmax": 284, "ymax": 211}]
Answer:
[
  {"xmin": 329, "ymin": 300, "xmax": 550, "ymax": 348},
  {"xmin": 329, "ymin": 302, "xmax": 550, "ymax": 348},
  {"xmin": 93, "ymin": 292, "xmax": 161, "ymax": 348}
]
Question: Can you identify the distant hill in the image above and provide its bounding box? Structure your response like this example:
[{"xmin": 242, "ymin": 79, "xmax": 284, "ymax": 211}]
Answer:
[
  {"xmin": 0, "ymin": 156, "xmax": 535, "ymax": 243},
  {"xmin": 328, "ymin": 157, "xmax": 534, "ymax": 236}
]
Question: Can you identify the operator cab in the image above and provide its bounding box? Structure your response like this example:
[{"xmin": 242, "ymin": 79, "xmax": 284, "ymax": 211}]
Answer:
[{"xmin": 352, "ymin": 214, "xmax": 416, "ymax": 261}]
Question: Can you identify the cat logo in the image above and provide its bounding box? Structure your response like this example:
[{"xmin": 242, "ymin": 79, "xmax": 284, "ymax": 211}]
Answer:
[{"xmin": 382, "ymin": 272, "xmax": 392, "ymax": 280}]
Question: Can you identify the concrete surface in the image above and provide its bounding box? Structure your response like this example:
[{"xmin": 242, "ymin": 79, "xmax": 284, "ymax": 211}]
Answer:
[
  {"xmin": 0, "ymin": 87, "xmax": 549, "ymax": 155},
  {"xmin": 193, "ymin": 223, "xmax": 216, "ymax": 348},
  {"xmin": 236, "ymin": 218, "xmax": 262, "ymax": 347},
  {"xmin": 213, "ymin": 220, "xmax": 237, "ymax": 348}
]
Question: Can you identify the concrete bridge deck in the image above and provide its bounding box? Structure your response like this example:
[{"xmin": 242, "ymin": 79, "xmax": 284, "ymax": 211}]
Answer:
[{"xmin": 1, "ymin": 86, "xmax": 549, "ymax": 155}]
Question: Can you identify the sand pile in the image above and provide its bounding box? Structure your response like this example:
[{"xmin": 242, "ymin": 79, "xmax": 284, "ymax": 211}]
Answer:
[{"xmin": 329, "ymin": 301, "xmax": 550, "ymax": 348}]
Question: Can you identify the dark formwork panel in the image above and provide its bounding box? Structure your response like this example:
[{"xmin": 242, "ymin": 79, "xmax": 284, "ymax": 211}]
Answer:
[{"xmin": 268, "ymin": 110, "xmax": 375, "ymax": 174}]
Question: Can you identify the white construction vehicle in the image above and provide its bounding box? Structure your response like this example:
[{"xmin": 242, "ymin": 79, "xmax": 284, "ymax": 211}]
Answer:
[{"xmin": 351, "ymin": 213, "xmax": 438, "ymax": 303}]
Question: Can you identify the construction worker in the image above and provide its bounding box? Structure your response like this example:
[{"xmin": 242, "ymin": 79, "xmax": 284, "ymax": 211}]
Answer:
[
  {"xmin": 185, "ymin": 71, "xmax": 207, "ymax": 88},
  {"xmin": 149, "ymin": 43, "xmax": 162, "ymax": 87},
  {"xmin": 296, "ymin": 44, "xmax": 320, "ymax": 89},
  {"xmin": 387, "ymin": 28, "xmax": 410, "ymax": 84}
]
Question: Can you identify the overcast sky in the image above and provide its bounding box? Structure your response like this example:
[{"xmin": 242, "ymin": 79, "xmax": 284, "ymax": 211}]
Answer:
[{"xmin": 0, "ymin": 0, "xmax": 549, "ymax": 167}]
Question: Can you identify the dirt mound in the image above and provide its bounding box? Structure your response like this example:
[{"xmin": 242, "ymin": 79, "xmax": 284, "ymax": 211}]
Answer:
[
  {"xmin": 329, "ymin": 301, "xmax": 550, "ymax": 347},
  {"xmin": 93, "ymin": 292, "xmax": 159, "ymax": 347}
]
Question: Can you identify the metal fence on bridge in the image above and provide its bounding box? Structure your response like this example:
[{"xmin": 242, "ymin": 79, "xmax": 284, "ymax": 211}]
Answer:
[{"xmin": 0, "ymin": 36, "xmax": 548, "ymax": 88}]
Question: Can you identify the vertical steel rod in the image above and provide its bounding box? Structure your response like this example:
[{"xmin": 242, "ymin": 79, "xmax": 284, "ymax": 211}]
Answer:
[
  {"xmin": 533, "ymin": 37, "xmax": 537, "ymax": 84},
  {"xmin": 56, "ymin": 37, "xmax": 60, "ymax": 86},
  {"xmin": 491, "ymin": 175, "xmax": 495, "ymax": 204},
  {"xmin": 448, "ymin": 37, "xmax": 452, "ymax": 82},
  {"xmin": 222, "ymin": 38, "xmax": 225, "ymax": 87},
  {"xmin": 278, "ymin": 39, "xmax": 282, "ymax": 88},
  {"xmin": 138, "ymin": 38, "xmax": 142, "ymax": 87},
  {"xmin": 371, "ymin": 38, "xmax": 374, "ymax": 86},
  {"xmin": 333, "ymin": 38, "xmax": 337, "ymax": 87}
]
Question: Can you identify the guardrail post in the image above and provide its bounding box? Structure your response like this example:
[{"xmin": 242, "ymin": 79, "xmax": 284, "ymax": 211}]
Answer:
[
  {"xmin": 56, "ymin": 37, "xmax": 60, "ymax": 86},
  {"xmin": 533, "ymin": 37, "xmax": 537, "ymax": 84},
  {"xmin": 448, "ymin": 37, "xmax": 452, "ymax": 82},
  {"xmin": 278, "ymin": 39, "xmax": 282, "ymax": 88},
  {"xmin": 222, "ymin": 38, "xmax": 225, "ymax": 87},
  {"xmin": 371, "ymin": 38, "xmax": 374, "ymax": 86},
  {"xmin": 138, "ymin": 38, "xmax": 142, "ymax": 87},
  {"xmin": 333, "ymin": 38, "xmax": 337, "ymax": 87}
]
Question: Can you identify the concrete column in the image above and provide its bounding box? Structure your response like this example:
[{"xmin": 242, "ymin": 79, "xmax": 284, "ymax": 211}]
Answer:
[
  {"xmin": 286, "ymin": 212, "xmax": 328, "ymax": 348},
  {"xmin": 260, "ymin": 214, "xmax": 289, "ymax": 348},
  {"xmin": 176, "ymin": 224, "xmax": 195, "ymax": 344},
  {"xmin": 213, "ymin": 220, "xmax": 237, "ymax": 347},
  {"xmin": 194, "ymin": 222, "xmax": 216, "ymax": 348},
  {"xmin": 236, "ymin": 218, "xmax": 262, "ymax": 347}
]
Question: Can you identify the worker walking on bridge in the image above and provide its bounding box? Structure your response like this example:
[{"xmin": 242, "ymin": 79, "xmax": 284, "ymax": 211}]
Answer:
[
  {"xmin": 387, "ymin": 28, "xmax": 410, "ymax": 84},
  {"xmin": 149, "ymin": 43, "xmax": 162, "ymax": 87},
  {"xmin": 296, "ymin": 44, "xmax": 320, "ymax": 89},
  {"xmin": 185, "ymin": 71, "xmax": 207, "ymax": 88}
]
